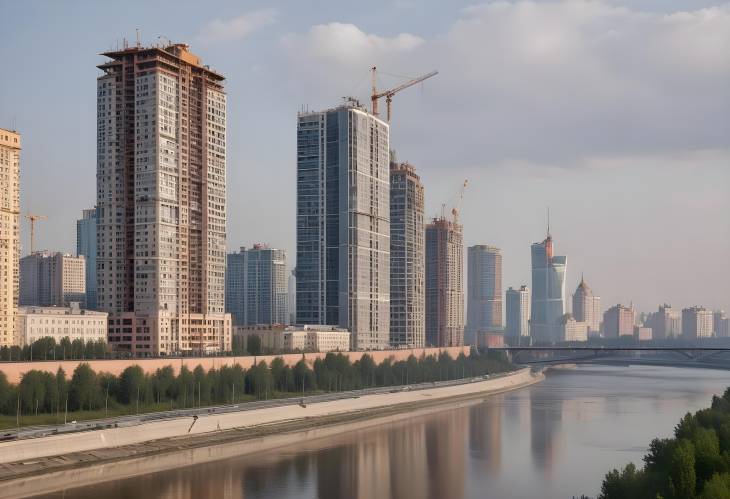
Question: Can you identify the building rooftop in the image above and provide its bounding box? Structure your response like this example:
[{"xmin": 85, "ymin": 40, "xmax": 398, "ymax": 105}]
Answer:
[{"xmin": 98, "ymin": 43, "xmax": 224, "ymax": 82}]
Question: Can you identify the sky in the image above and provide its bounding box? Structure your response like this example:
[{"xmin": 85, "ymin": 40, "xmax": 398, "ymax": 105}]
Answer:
[{"xmin": 1, "ymin": 0, "xmax": 728, "ymax": 314}]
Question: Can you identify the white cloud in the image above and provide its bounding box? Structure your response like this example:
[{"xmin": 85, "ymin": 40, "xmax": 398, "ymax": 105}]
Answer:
[
  {"xmin": 282, "ymin": 22, "xmax": 424, "ymax": 67},
  {"xmin": 198, "ymin": 8, "xmax": 277, "ymax": 44},
  {"xmin": 281, "ymin": 1, "xmax": 730, "ymax": 167}
]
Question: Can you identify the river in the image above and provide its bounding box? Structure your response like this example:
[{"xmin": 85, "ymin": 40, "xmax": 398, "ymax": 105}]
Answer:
[{"xmin": 34, "ymin": 365, "xmax": 730, "ymax": 499}]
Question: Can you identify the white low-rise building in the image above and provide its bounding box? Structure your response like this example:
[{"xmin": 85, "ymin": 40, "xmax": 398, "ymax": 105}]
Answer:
[
  {"xmin": 17, "ymin": 302, "xmax": 107, "ymax": 346},
  {"xmin": 284, "ymin": 325, "xmax": 351, "ymax": 352},
  {"xmin": 234, "ymin": 324, "xmax": 350, "ymax": 353}
]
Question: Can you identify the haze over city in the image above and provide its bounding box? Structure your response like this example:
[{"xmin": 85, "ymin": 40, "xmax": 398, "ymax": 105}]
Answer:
[{"xmin": 2, "ymin": 0, "xmax": 728, "ymax": 314}]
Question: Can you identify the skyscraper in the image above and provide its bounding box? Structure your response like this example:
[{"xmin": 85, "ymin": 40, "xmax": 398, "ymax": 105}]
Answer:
[
  {"xmin": 572, "ymin": 276, "xmax": 601, "ymax": 333},
  {"xmin": 296, "ymin": 100, "xmax": 390, "ymax": 350},
  {"xmin": 390, "ymin": 160, "xmax": 425, "ymax": 348},
  {"xmin": 603, "ymin": 304, "xmax": 635, "ymax": 338},
  {"xmin": 647, "ymin": 304, "xmax": 682, "ymax": 339},
  {"xmin": 76, "ymin": 208, "xmax": 97, "ymax": 310},
  {"xmin": 225, "ymin": 245, "xmax": 288, "ymax": 326},
  {"xmin": 425, "ymin": 217, "xmax": 464, "ymax": 347},
  {"xmin": 682, "ymin": 306, "xmax": 713, "ymax": 339},
  {"xmin": 19, "ymin": 252, "xmax": 86, "ymax": 307},
  {"xmin": 97, "ymin": 43, "xmax": 231, "ymax": 355},
  {"xmin": 0, "ymin": 128, "xmax": 20, "ymax": 346},
  {"xmin": 530, "ymin": 230, "xmax": 567, "ymax": 344},
  {"xmin": 505, "ymin": 285, "xmax": 530, "ymax": 341},
  {"xmin": 714, "ymin": 310, "xmax": 729, "ymax": 337},
  {"xmin": 466, "ymin": 245, "xmax": 503, "ymax": 344}
]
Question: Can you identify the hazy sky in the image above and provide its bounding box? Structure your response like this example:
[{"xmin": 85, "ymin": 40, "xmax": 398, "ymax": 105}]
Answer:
[{"xmin": 1, "ymin": 0, "xmax": 728, "ymax": 313}]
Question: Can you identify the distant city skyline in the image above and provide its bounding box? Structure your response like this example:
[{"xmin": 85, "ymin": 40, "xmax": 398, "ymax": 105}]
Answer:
[{"xmin": 1, "ymin": 0, "xmax": 728, "ymax": 313}]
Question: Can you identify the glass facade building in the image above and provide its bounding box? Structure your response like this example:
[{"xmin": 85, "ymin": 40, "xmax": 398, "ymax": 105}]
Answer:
[
  {"xmin": 530, "ymin": 234, "xmax": 567, "ymax": 343},
  {"xmin": 225, "ymin": 245, "xmax": 288, "ymax": 326},
  {"xmin": 76, "ymin": 207, "xmax": 97, "ymax": 310},
  {"xmin": 389, "ymin": 161, "xmax": 425, "ymax": 348},
  {"xmin": 466, "ymin": 245, "xmax": 503, "ymax": 344},
  {"xmin": 296, "ymin": 102, "xmax": 390, "ymax": 350}
]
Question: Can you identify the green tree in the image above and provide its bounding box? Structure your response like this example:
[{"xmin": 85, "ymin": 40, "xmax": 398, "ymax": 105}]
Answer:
[
  {"xmin": 0, "ymin": 371, "xmax": 12, "ymax": 414},
  {"xmin": 69, "ymin": 363, "xmax": 101, "ymax": 411},
  {"xmin": 118, "ymin": 366, "xmax": 146, "ymax": 405},
  {"xmin": 247, "ymin": 335, "xmax": 262, "ymax": 356},
  {"xmin": 669, "ymin": 439, "xmax": 696, "ymax": 499},
  {"xmin": 699, "ymin": 473, "xmax": 730, "ymax": 499}
]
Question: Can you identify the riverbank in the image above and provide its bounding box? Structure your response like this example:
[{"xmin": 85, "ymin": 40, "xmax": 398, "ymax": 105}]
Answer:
[{"xmin": 0, "ymin": 367, "xmax": 541, "ymax": 498}]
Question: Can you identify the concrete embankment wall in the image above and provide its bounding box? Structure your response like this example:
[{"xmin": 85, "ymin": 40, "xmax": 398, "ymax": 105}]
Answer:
[
  {"xmin": 0, "ymin": 346, "xmax": 470, "ymax": 384},
  {"xmin": 0, "ymin": 367, "xmax": 539, "ymax": 466}
]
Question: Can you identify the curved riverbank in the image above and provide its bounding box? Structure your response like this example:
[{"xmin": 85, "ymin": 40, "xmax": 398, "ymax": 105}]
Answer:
[{"xmin": 0, "ymin": 368, "xmax": 542, "ymax": 498}]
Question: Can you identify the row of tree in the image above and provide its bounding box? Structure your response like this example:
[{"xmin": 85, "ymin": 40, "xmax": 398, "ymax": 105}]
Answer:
[
  {"xmin": 0, "ymin": 338, "xmax": 109, "ymax": 362},
  {"xmin": 0, "ymin": 350, "xmax": 513, "ymax": 420},
  {"xmin": 597, "ymin": 386, "xmax": 730, "ymax": 498}
]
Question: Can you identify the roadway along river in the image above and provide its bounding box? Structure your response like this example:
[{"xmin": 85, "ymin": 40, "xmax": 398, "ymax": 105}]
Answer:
[{"xmin": 35, "ymin": 365, "xmax": 730, "ymax": 499}]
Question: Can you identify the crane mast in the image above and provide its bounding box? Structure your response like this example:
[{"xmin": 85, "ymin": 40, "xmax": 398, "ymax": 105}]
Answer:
[
  {"xmin": 371, "ymin": 66, "xmax": 438, "ymax": 122},
  {"xmin": 25, "ymin": 213, "xmax": 47, "ymax": 254}
]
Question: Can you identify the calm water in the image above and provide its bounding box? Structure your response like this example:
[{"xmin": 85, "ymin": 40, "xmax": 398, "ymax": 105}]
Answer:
[{"xmin": 36, "ymin": 365, "xmax": 730, "ymax": 499}]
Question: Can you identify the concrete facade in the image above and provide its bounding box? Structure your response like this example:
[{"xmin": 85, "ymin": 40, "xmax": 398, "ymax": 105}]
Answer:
[
  {"xmin": 466, "ymin": 245, "xmax": 503, "ymax": 344},
  {"xmin": 233, "ymin": 324, "xmax": 350, "ymax": 353},
  {"xmin": 682, "ymin": 306, "xmax": 714, "ymax": 339},
  {"xmin": 572, "ymin": 277, "xmax": 601, "ymax": 333},
  {"xmin": 603, "ymin": 304, "xmax": 635, "ymax": 338},
  {"xmin": 425, "ymin": 218, "xmax": 464, "ymax": 347},
  {"xmin": 19, "ymin": 252, "xmax": 86, "ymax": 307},
  {"xmin": 96, "ymin": 43, "xmax": 231, "ymax": 355},
  {"xmin": 647, "ymin": 304, "xmax": 682, "ymax": 340},
  {"xmin": 505, "ymin": 285, "xmax": 530, "ymax": 341},
  {"xmin": 389, "ymin": 161, "xmax": 425, "ymax": 348},
  {"xmin": 76, "ymin": 208, "xmax": 98, "ymax": 310},
  {"xmin": 16, "ymin": 303, "xmax": 107, "ymax": 346},
  {"xmin": 0, "ymin": 128, "xmax": 20, "ymax": 347},
  {"xmin": 296, "ymin": 102, "xmax": 390, "ymax": 350},
  {"xmin": 557, "ymin": 313, "xmax": 588, "ymax": 342}
]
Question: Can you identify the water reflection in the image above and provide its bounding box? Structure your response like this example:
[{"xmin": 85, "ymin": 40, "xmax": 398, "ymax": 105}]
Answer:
[{"xmin": 35, "ymin": 365, "xmax": 730, "ymax": 499}]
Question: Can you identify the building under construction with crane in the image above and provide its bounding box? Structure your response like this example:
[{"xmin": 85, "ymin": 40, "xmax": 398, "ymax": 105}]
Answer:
[
  {"xmin": 296, "ymin": 66, "xmax": 437, "ymax": 350},
  {"xmin": 425, "ymin": 182, "xmax": 467, "ymax": 348}
]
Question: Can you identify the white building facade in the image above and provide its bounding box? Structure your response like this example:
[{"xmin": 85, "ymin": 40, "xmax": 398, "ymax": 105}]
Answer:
[{"xmin": 17, "ymin": 303, "xmax": 107, "ymax": 346}]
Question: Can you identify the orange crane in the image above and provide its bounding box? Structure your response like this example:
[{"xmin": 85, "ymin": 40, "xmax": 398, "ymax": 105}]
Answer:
[
  {"xmin": 451, "ymin": 179, "xmax": 468, "ymax": 224},
  {"xmin": 25, "ymin": 213, "xmax": 47, "ymax": 254},
  {"xmin": 441, "ymin": 180, "xmax": 468, "ymax": 224},
  {"xmin": 371, "ymin": 66, "xmax": 438, "ymax": 122}
]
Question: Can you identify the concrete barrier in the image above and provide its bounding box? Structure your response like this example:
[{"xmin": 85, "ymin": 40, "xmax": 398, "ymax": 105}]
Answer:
[{"xmin": 0, "ymin": 346, "xmax": 470, "ymax": 383}]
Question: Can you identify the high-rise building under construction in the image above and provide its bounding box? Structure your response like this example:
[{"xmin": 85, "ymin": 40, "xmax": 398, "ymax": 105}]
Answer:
[
  {"xmin": 425, "ymin": 217, "xmax": 464, "ymax": 347},
  {"xmin": 96, "ymin": 42, "xmax": 231, "ymax": 355}
]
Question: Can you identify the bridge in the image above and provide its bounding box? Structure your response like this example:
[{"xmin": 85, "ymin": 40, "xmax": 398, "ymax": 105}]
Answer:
[{"xmin": 488, "ymin": 346, "xmax": 730, "ymax": 365}]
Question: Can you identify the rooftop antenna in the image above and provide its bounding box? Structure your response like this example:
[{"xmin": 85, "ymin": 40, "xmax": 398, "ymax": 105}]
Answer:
[
  {"xmin": 547, "ymin": 206, "xmax": 551, "ymax": 237},
  {"xmin": 136, "ymin": 28, "xmax": 141, "ymax": 48}
]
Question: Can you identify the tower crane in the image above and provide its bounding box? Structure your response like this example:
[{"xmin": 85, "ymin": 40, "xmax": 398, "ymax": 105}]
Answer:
[
  {"xmin": 439, "ymin": 179, "xmax": 468, "ymax": 224},
  {"xmin": 25, "ymin": 213, "xmax": 47, "ymax": 254},
  {"xmin": 451, "ymin": 179, "xmax": 468, "ymax": 224},
  {"xmin": 371, "ymin": 66, "xmax": 438, "ymax": 122}
]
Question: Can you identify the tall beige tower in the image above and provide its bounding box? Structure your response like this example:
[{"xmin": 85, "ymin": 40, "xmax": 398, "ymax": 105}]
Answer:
[
  {"xmin": 0, "ymin": 129, "xmax": 20, "ymax": 346},
  {"xmin": 97, "ymin": 43, "xmax": 231, "ymax": 355},
  {"xmin": 425, "ymin": 217, "xmax": 464, "ymax": 347}
]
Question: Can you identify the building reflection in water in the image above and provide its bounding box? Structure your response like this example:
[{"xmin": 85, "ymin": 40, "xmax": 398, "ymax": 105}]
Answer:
[
  {"xmin": 530, "ymin": 388, "xmax": 564, "ymax": 477},
  {"xmin": 468, "ymin": 397, "xmax": 502, "ymax": 476}
]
